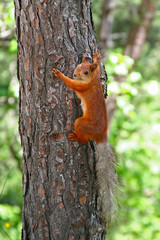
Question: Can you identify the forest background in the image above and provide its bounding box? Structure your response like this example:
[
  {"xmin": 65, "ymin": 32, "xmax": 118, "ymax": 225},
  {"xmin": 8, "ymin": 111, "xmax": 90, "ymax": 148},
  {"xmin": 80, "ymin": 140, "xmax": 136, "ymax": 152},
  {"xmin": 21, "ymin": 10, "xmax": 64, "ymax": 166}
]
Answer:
[{"xmin": 0, "ymin": 0, "xmax": 160, "ymax": 239}]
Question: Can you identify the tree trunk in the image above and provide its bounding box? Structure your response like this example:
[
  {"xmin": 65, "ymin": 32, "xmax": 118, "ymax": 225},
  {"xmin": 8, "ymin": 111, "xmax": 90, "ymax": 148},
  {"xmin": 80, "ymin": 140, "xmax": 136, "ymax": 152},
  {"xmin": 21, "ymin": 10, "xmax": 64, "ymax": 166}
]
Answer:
[{"xmin": 14, "ymin": 0, "xmax": 107, "ymax": 239}]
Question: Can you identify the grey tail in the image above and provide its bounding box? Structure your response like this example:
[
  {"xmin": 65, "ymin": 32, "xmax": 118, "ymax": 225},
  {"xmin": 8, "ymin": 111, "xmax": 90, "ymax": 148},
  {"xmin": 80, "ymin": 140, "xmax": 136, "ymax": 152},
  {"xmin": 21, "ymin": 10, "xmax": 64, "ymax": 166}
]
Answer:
[{"xmin": 95, "ymin": 141, "xmax": 119, "ymax": 223}]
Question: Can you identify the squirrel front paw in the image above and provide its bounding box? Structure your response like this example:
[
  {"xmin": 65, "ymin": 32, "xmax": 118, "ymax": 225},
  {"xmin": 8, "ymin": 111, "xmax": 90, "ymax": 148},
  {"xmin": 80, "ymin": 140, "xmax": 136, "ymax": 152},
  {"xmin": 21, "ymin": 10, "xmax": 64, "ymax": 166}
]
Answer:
[{"xmin": 52, "ymin": 68, "xmax": 60, "ymax": 77}]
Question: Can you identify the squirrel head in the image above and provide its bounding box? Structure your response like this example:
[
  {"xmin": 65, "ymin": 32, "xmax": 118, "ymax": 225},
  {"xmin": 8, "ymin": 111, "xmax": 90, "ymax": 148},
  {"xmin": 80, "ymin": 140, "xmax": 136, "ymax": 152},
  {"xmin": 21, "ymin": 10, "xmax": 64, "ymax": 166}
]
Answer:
[
  {"xmin": 73, "ymin": 52, "xmax": 98, "ymax": 82},
  {"xmin": 73, "ymin": 62, "xmax": 98, "ymax": 82}
]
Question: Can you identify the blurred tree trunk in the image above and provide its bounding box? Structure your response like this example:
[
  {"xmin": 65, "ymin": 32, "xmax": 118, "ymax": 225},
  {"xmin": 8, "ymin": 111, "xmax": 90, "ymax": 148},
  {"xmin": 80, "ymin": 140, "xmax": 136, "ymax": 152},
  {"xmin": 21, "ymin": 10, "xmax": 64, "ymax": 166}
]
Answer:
[
  {"xmin": 107, "ymin": 0, "xmax": 155, "ymax": 126},
  {"xmin": 124, "ymin": 0, "xmax": 155, "ymax": 62},
  {"xmin": 14, "ymin": 0, "xmax": 107, "ymax": 239},
  {"xmin": 99, "ymin": 0, "xmax": 115, "ymax": 60}
]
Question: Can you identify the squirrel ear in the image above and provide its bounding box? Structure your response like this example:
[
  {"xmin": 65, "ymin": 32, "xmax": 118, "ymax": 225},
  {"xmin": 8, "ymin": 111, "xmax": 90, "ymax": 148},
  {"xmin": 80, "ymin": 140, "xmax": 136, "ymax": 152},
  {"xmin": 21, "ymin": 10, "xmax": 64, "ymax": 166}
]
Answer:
[
  {"xmin": 82, "ymin": 51, "xmax": 88, "ymax": 63},
  {"xmin": 90, "ymin": 63, "xmax": 98, "ymax": 72}
]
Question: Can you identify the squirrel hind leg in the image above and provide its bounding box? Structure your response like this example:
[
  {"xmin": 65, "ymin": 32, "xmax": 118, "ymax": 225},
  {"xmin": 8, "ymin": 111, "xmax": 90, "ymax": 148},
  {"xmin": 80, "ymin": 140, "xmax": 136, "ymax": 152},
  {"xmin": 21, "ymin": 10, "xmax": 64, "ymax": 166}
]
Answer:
[
  {"xmin": 73, "ymin": 117, "xmax": 97, "ymax": 143},
  {"xmin": 68, "ymin": 132, "xmax": 80, "ymax": 142},
  {"xmin": 68, "ymin": 131, "xmax": 88, "ymax": 144}
]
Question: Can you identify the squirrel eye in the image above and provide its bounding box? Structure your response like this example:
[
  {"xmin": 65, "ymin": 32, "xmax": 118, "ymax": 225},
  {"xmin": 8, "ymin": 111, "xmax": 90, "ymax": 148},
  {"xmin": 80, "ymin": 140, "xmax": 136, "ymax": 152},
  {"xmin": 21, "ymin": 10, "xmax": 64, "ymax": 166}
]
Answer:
[{"xmin": 84, "ymin": 71, "xmax": 88, "ymax": 75}]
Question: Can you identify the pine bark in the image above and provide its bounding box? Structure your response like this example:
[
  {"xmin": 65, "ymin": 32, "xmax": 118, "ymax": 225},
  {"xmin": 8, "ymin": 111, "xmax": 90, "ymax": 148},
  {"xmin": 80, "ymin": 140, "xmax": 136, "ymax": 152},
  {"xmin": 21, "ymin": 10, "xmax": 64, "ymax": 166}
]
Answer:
[{"xmin": 14, "ymin": 0, "xmax": 107, "ymax": 239}]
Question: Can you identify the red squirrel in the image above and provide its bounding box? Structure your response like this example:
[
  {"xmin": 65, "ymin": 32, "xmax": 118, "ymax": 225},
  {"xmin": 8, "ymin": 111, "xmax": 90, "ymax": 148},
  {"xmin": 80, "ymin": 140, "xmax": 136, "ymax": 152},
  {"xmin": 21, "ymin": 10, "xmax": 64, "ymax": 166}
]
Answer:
[
  {"xmin": 53, "ymin": 51, "xmax": 107, "ymax": 144},
  {"xmin": 52, "ymin": 51, "xmax": 118, "ymax": 222}
]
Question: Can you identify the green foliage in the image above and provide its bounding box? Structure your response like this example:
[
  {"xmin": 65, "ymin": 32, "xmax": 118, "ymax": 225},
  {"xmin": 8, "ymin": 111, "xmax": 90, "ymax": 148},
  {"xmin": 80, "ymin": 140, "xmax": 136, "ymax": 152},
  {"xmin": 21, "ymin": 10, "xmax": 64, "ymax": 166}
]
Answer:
[
  {"xmin": 9, "ymin": 40, "xmax": 17, "ymax": 54},
  {"xmin": 0, "ymin": 0, "xmax": 22, "ymax": 239},
  {"xmin": 105, "ymin": 50, "xmax": 160, "ymax": 240},
  {"xmin": 107, "ymin": 51, "xmax": 134, "ymax": 78},
  {"xmin": 0, "ymin": 204, "xmax": 22, "ymax": 240}
]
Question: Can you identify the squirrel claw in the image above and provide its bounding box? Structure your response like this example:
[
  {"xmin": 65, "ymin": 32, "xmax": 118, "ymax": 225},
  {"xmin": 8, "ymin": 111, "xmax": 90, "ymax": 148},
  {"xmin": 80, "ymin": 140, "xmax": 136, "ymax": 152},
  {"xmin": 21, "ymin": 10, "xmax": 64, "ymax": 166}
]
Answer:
[
  {"xmin": 68, "ymin": 132, "xmax": 78, "ymax": 141},
  {"xmin": 52, "ymin": 68, "xmax": 60, "ymax": 77}
]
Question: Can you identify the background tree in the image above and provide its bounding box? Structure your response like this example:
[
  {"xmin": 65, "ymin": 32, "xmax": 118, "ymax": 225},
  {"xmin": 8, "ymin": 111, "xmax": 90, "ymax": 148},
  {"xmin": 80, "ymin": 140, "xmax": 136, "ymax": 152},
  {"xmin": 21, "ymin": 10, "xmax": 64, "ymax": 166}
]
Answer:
[
  {"xmin": 99, "ymin": 0, "xmax": 116, "ymax": 60},
  {"xmin": 107, "ymin": 0, "xmax": 155, "ymax": 124},
  {"xmin": 14, "ymin": 0, "xmax": 107, "ymax": 239}
]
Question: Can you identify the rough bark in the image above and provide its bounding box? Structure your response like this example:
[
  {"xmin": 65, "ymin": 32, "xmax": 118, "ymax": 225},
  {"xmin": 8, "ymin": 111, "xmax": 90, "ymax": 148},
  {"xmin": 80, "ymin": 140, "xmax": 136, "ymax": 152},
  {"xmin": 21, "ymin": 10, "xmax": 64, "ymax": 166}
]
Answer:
[{"xmin": 14, "ymin": 0, "xmax": 107, "ymax": 239}]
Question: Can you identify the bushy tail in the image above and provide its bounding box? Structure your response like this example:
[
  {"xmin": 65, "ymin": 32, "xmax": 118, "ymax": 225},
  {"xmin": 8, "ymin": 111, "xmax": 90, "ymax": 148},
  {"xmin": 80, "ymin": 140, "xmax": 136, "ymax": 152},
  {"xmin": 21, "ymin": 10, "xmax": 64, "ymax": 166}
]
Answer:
[{"xmin": 95, "ymin": 141, "xmax": 119, "ymax": 223}]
